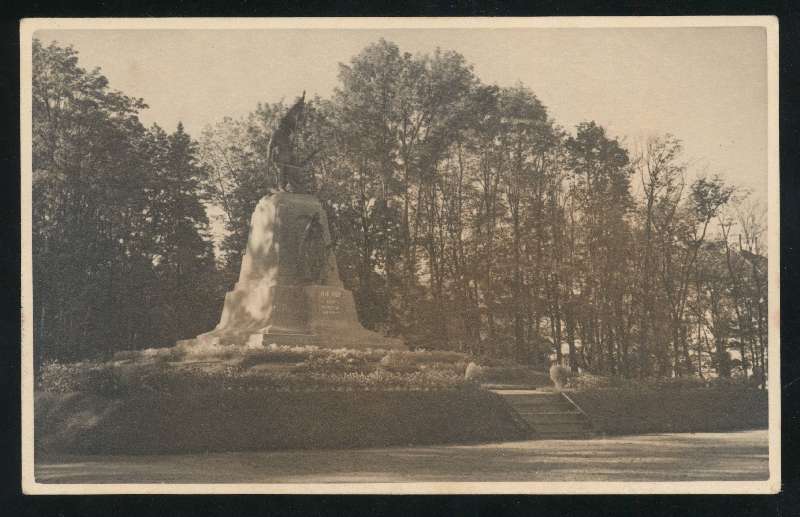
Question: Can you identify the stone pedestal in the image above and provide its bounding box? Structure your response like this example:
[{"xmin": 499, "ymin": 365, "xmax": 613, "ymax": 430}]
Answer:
[{"xmin": 178, "ymin": 192, "xmax": 405, "ymax": 350}]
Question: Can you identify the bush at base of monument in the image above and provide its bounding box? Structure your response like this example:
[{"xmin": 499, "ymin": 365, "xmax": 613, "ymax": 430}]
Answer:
[{"xmin": 34, "ymin": 345, "xmax": 530, "ymax": 455}]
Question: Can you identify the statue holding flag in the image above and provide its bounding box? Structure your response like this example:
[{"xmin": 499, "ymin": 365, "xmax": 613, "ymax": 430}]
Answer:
[{"xmin": 267, "ymin": 91, "xmax": 315, "ymax": 193}]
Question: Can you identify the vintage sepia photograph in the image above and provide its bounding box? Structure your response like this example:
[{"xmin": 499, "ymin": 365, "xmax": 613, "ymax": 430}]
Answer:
[{"xmin": 20, "ymin": 17, "xmax": 779, "ymax": 494}]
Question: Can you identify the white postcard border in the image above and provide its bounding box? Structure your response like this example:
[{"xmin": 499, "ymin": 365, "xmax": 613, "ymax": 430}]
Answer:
[{"xmin": 20, "ymin": 16, "xmax": 781, "ymax": 495}]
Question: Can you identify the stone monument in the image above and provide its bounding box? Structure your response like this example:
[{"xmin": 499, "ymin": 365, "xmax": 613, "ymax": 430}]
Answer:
[{"xmin": 178, "ymin": 93, "xmax": 405, "ymax": 351}]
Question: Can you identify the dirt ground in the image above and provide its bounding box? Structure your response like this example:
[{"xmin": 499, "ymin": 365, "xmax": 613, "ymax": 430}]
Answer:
[{"xmin": 35, "ymin": 430, "xmax": 768, "ymax": 484}]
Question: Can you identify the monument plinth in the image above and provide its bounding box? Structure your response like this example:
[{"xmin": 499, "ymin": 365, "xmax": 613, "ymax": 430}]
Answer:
[{"xmin": 179, "ymin": 192, "xmax": 405, "ymax": 350}]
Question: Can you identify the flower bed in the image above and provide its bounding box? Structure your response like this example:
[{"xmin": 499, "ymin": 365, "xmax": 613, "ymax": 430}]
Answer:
[{"xmin": 38, "ymin": 344, "xmax": 472, "ymax": 395}]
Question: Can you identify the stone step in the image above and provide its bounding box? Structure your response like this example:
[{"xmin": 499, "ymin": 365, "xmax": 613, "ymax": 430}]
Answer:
[
  {"xmin": 505, "ymin": 401, "xmax": 575, "ymax": 413},
  {"xmin": 506, "ymin": 396, "xmax": 573, "ymax": 406},
  {"xmin": 490, "ymin": 388, "xmax": 596, "ymax": 440},
  {"xmin": 514, "ymin": 411, "xmax": 588, "ymax": 424},
  {"xmin": 498, "ymin": 393, "xmax": 565, "ymax": 403}
]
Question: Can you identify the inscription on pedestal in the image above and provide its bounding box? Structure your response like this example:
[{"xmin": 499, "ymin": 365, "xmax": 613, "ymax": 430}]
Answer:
[{"xmin": 319, "ymin": 289, "xmax": 343, "ymax": 316}]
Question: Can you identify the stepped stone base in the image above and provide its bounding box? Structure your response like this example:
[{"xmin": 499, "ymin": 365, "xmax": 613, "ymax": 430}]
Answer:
[
  {"xmin": 178, "ymin": 285, "xmax": 404, "ymax": 350},
  {"xmin": 178, "ymin": 193, "xmax": 405, "ymax": 351}
]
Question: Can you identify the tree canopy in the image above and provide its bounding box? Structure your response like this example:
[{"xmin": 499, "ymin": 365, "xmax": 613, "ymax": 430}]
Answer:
[{"xmin": 32, "ymin": 38, "xmax": 768, "ymax": 386}]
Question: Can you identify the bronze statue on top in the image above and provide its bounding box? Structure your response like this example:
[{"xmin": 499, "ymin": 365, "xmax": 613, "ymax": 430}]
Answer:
[{"xmin": 267, "ymin": 91, "xmax": 316, "ymax": 193}]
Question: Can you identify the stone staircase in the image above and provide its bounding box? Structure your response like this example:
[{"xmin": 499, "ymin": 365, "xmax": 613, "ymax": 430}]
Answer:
[{"xmin": 487, "ymin": 387, "xmax": 596, "ymax": 439}]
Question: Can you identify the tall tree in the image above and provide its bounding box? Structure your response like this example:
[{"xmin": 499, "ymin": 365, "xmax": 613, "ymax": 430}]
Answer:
[
  {"xmin": 33, "ymin": 40, "xmax": 221, "ymax": 363},
  {"xmin": 565, "ymin": 122, "xmax": 633, "ymax": 375}
]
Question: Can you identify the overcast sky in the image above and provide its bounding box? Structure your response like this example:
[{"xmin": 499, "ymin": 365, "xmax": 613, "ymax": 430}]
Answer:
[{"xmin": 36, "ymin": 27, "xmax": 768, "ymax": 203}]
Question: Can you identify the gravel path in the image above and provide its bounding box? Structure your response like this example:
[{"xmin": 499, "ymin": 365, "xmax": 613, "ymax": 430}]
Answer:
[{"xmin": 35, "ymin": 430, "xmax": 768, "ymax": 484}]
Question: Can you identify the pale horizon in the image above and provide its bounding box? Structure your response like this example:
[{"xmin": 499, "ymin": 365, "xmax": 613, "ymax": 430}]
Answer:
[{"xmin": 36, "ymin": 27, "xmax": 768, "ymax": 205}]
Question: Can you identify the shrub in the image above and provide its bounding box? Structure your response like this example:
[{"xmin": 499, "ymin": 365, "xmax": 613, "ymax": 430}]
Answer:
[
  {"xmin": 239, "ymin": 343, "xmax": 323, "ymax": 366},
  {"xmin": 113, "ymin": 344, "xmax": 185, "ymax": 363},
  {"xmin": 39, "ymin": 360, "xmax": 135, "ymax": 395},
  {"xmin": 138, "ymin": 346, "xmax": 184, "ymax": 362},
  {"xmin": 464, "ymin": 362, "xmax": 482, "ymax": 381},
  {"xmin": 294, "ymin": 349, "xmax": 375, "ymax": 374},
  {"xmin": 549, "ymin": 364, "xmax": 571, "ymax": 391},
  {"xmin": 475, "ymin": 355, "xmax": 518, "ymax": 368},
  {"xmin": 568, "ymin": 372, "xmax": 762, "ymax": 392},
  {"xmin": 705, "ymin": 375, "xmax": 760, "ymax": 390},
  {"xmin": 177, "ymin": 340, "xmax": 243, "ymax": 362},
  {"xmin": 568, "ymin": 372, "xmax": 614, "ymax": 390},
  {"xmin": 37, "ymin": 348, "xmax": 471, "ymax": 394},
  {"xmin": 38, "ymin": 360, "xmax": 86, "ymax": 393},
  {"xmin": 380, "ymin": 350, "xmax": 468, "ymax": 368}
]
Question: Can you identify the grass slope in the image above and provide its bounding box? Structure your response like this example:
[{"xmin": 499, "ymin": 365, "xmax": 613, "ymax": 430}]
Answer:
[
  {"xmin": 570, "ymin": 387, "xmax": 768, "ymax": 436},
  {"xmin": 35, "ymin": 387, "xmax": 526, "ymax": 455}
]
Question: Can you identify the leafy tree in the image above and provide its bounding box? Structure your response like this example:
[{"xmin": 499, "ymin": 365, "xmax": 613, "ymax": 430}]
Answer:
[
  {"xmin": 33, "ymin": 37, "xmax": 767, "ymax": 387},
  {"xmin": 564, "ymin": 122, "xmax": 633, "ymax": 375},
  {"xmin": 32, "ymin": 40, "xmax": 220, "ymax": 364}
]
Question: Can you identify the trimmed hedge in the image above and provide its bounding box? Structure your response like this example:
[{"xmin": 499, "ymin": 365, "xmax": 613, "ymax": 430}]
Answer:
[
  {"xmin": 35, "ymin": 387, "xmax": 526, "ymax": 455},
  {"xmin": 570, "ymin": 387, "xmax": 768, "ymax": 435}
]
